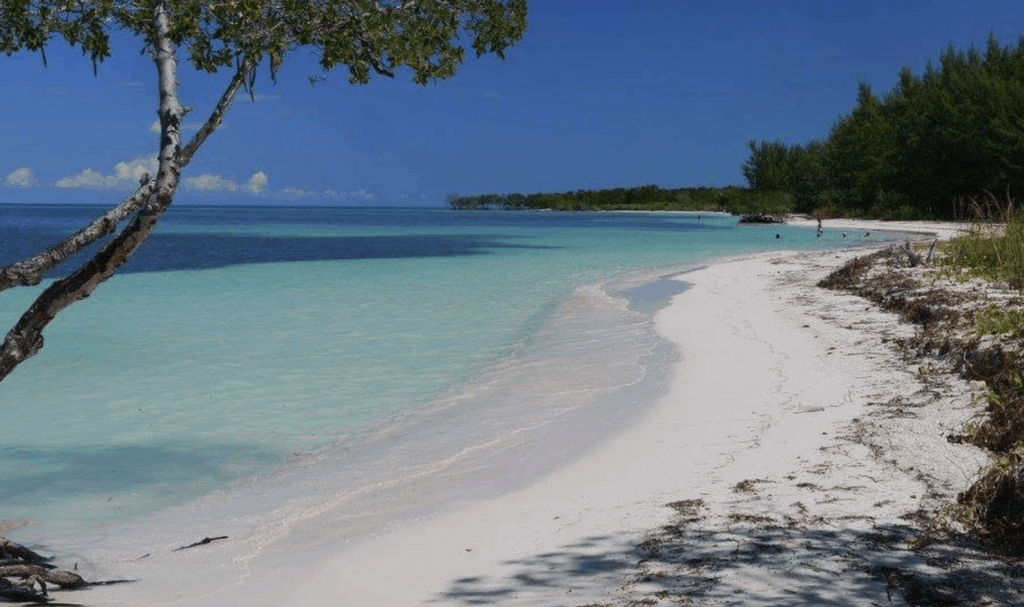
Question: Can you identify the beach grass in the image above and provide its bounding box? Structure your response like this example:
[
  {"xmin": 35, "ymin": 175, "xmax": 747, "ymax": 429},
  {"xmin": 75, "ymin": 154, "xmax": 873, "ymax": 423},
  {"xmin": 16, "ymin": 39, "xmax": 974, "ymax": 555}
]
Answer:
[{"xmin": 940, "ymin": 191, "xmax": 1023, "ymax": 289}]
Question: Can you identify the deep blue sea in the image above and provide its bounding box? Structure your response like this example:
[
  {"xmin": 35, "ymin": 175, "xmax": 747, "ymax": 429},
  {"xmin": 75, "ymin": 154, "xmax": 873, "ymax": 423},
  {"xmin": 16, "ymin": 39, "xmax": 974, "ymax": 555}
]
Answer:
[{"xmin": 0, "ymin": 204, "xmax": 901, "ymax": 557}]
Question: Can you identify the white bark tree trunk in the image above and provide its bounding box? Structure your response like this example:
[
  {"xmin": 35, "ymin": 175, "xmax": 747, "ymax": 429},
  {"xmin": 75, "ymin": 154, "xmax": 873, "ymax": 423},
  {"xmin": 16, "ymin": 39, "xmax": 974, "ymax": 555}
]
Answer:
[{"xmin": 0, "ymin": 1, "xmax": 253, "ymax": 382}]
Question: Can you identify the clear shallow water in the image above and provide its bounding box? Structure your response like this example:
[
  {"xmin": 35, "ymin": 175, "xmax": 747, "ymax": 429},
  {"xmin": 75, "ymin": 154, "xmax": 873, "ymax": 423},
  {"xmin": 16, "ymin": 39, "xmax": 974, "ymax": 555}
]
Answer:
[{"xmin": 0, "ymin": 205, "xmax": 900, "ymax": 553}]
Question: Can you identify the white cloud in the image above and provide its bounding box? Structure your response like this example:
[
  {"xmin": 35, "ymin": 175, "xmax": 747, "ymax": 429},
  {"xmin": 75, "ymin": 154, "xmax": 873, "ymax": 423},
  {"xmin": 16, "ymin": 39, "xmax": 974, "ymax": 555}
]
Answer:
[
  {"xmin": 58, "ymin": 159, "xmax": 267, "ymax": 194},
  {"xmin": 4, "ymin": 167, "xmax": 39, "ymax": 188},
  {"xmin": 184, "ymin": 174, "xmax": 239, "ymax": 191},
  {"xmin": 55, "ymin": 156, "xmax": 157, "ymax": 189},
  {"xmin": 115, "ymin": 157, "xmax": 159, "ymax": 182},
  {"xmin": 246, "ymin": 170, "xmax": 269, "ymax": 193},
  {"xmin": 183, "ymin": 170, "xmax": 269, "ymax": 194},
  {"xmin": 278, "ymin": 186, "xmax": 377, "ymax": 202},
  {"xmin": 281, "ymin": 187, "xmax": 316, "ymax": 198},
  {"xmin": 148, "ymin": 120, "xmax": 161, "ymax": 134},
  {"xmin": 55, "ymin": 168, "xmax": 118, "ymax": 189},
  {"xmin": 54, "ymin": 156, "xmax": 364, "ymax": 202},
  {"xmin": 323, "ymin": 188, "xmax": 377, "ymax": 201}
]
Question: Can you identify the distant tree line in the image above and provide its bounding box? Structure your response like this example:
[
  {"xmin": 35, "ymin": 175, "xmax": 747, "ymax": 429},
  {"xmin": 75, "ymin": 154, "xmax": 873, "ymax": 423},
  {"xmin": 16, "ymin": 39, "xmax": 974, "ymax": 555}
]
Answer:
[
  {"xmin": 454, "ymin": 36, "xmax": 1024, "ymax": 220},
  {"xmin": 743, "ymin": 34, "xmax": 1024, "ymax": 220},
  {"xmin": 447, "ymin": 185, "xmax": 794, "ymax": 215}
]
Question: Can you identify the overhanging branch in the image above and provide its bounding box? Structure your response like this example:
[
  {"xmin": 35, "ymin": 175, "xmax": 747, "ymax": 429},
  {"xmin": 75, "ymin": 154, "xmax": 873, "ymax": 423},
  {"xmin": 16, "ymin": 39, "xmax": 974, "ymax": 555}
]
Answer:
[
  {"xmin": 179, "ymin": 55, "xmax": 255, "ymax": 165},
  {"xmin": 0, "ymin": 52, "xmax": 254, "ymax": 296},
  {"xmin": 0, "ymin": 179, "xmax": 155, "ymax": 292},
  {"xmin": 0, "ymin": 0, "xmax": 188, "ymax": 382}
]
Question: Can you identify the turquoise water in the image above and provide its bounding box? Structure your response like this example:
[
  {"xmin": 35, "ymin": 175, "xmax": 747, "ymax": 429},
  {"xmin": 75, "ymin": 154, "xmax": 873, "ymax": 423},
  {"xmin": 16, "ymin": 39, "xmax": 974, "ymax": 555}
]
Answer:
[{"xmin": 0, "ymin": 206, "xmax": 897, "ymax": 551}]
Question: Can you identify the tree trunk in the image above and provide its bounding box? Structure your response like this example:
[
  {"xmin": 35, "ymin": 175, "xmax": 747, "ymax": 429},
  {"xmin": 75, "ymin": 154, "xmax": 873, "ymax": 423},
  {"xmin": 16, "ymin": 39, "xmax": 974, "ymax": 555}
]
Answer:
[
  {"xmin": 0, "ymin": 4, "xmax": 255, "ymax": 383},
  {"xmin": 0, "ymin": 0, "xmax": 184, "ymax": 382}
]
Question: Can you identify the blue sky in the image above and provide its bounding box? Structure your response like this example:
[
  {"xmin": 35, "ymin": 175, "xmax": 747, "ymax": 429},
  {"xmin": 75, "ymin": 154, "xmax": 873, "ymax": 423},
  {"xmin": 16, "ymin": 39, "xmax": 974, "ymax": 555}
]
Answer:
[{"xmin": 2, "ymin": 0, "xmax": 1023, "ymax": 206}]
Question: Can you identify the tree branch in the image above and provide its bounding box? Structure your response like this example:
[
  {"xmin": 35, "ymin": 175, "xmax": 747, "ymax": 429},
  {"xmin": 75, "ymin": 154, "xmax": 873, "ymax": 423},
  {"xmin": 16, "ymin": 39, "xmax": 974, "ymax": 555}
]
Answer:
[
  {"xmin": 0, "ymin": 48, "xmax": 256, "ymax": 296},
  {"xmin": 0, "ymin": 180, "xmax": 155, "ymax": 292},
  {"xmin": 359, "ymin": 34, "xmax": 395, "ymax": 78},
  {"xmin": 178, "ymin": 55, "xmax": 255, "ymax": 165},
  {"xmin": 0, "ymin": 0, "xmax": 187, "ymax": 382}
]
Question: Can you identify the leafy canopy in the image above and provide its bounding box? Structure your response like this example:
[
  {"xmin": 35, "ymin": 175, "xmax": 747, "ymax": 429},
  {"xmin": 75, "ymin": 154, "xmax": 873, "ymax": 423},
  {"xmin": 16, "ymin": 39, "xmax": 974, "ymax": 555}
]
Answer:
[{"xmin": 0, "ymin": 0, "xmax": 528, "ymax": 84}]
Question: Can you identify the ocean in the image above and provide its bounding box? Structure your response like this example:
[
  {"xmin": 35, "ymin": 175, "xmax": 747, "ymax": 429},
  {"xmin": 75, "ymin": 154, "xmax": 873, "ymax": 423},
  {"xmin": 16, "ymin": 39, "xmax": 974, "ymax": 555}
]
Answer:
[{"xmin": 0, "ymin": 204, "xmax": 898, "ymax": 563}]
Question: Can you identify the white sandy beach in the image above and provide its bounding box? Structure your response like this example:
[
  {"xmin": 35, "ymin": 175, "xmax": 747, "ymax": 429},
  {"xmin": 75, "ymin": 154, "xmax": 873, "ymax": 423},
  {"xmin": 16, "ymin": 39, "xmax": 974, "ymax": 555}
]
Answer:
[{"xmin": 73, "ymin": 220, "xmax": 1015, "ymax": 606}]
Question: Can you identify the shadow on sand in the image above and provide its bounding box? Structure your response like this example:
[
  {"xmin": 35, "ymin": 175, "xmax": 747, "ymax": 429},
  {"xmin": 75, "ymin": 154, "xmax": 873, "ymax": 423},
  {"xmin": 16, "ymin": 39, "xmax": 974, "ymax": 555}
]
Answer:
[{"xmin": 437, "ymin": 506, "xmax": 1021, "ymax": 606}]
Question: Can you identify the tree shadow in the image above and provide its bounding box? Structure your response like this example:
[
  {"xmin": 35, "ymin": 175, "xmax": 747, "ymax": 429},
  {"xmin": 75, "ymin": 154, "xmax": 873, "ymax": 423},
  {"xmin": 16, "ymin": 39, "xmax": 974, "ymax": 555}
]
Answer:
[{"xmin": 437, "ymin": 510, "xmax": 1022, "ymax": 606}]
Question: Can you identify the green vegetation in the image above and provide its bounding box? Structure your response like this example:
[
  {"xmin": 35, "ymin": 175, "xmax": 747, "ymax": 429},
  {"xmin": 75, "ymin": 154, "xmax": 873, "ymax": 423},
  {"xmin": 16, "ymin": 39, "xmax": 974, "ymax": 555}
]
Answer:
[
  {"xmin": 975, "ymin": 305, "xmax": 1024, "ymax": 338},
  {"xmin": 928, "ymin": 196, "xmax": 1024, "ymax": 548},
  {"xmin": 933, "ymin": 219, "xmax": 1024, "ymax": 548},
  {"xmin": 938, "ymin": 193, "xmax": 1024, "ymax": 288},
  {"xmin": 743, "ymin": 34, "xmax": 1024, "ymax": 220},
  {"xmin": 447, "ymin": 184, "xmax": 794, "ymax": 215}
]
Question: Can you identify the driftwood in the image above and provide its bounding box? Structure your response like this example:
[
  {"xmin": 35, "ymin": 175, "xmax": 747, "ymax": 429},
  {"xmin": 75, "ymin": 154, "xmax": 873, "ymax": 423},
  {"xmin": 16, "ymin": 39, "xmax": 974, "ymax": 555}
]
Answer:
[
  {"xmin": 0, "ymin": 565, "xmax": 85, "ymax": 589},
  {"xmin": 0, "ymin": 531, "xmax": 223, "ymax": 603},
  {"xmin": 0, "ymin": 537, "xmax": 139, "ymax": 604},
  {"xmin": 172, "ymin": 536, "xmax": 228, "ymax": 551},
  {"xmin": 0, "ymin": 538, "xmax": 85, "ymax": 604},
  {"xmin": 0, "ymin": 539, "xmax": 46, "ymax": 565},
  {"xmin": 888, "ymin": 238, "xmax": 939, "ymax": 268},
  {"xmin": 0, "ymin": 577, "xmax": 48, "ymax": 604}
]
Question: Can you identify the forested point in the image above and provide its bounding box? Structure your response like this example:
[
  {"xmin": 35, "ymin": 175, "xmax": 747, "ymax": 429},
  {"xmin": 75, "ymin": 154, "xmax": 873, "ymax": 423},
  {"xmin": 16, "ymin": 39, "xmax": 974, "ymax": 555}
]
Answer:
[
  {"xmin": 446, "ymin": 185, "xmax": 791, "ymax": 215},
  {"xmin": 455, "ymin": 34, "xmax": 1024, "ymax": 222}
]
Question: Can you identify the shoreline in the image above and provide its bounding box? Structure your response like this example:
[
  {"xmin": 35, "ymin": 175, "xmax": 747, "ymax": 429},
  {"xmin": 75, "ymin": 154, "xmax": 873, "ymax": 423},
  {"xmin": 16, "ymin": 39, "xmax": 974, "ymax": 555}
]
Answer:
[
  {"xmin": 277, "ymin": 228, "xmax": 983, "ymax": 606},
  {"xmin": 786, "ymin": 215, "xmax": 973, "ymax": 239},
  {"xmin": 70, "ymin": 220, "xmax": 1007, "ymax": 605}
]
